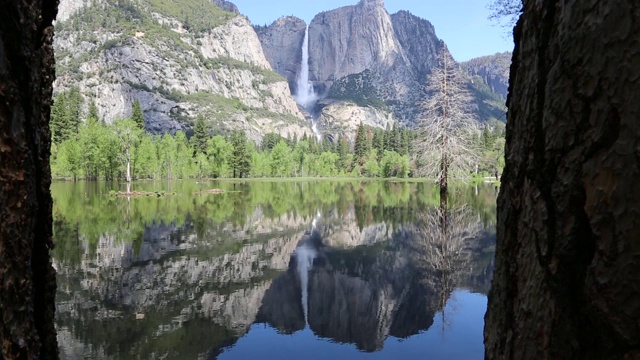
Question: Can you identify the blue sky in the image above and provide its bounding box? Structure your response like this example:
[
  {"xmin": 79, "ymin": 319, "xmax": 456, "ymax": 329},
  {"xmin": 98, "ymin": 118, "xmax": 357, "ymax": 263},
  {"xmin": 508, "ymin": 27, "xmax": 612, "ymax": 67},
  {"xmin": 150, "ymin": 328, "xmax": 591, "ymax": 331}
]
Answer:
[{"xmin": 231, "ymin": 0, "xmax": 514, "ymax": 61}]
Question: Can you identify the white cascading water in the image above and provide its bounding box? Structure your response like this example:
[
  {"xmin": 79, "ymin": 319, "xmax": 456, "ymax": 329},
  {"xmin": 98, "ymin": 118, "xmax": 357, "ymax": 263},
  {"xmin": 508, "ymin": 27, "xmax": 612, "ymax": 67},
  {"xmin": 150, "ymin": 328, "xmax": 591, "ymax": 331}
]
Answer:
[
  {"xmin": 294, "ymin": 25, "xmax": 322, "ymax": 142},
  {"xmin": 294, "ymin": 213, "xmax": 321, "ymax": 325},
  {"xmin": 295, "ymin": 244, "xmax": 317, "ymax": 325}
]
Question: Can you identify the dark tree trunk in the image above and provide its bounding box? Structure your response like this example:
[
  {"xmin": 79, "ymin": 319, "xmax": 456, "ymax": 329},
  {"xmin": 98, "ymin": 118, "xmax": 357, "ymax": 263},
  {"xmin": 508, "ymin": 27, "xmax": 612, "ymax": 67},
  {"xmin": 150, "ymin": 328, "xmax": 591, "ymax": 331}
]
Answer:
[
  {"xmin": 0, "ymin": 0, "xmax": 59, "ymax": 358},
  {"xmin": 440, "ymin": 153, "xmax": 447, "ymax": 196},
  {"xmin": 485, "ymin": 0, "xmax": 640, "ymax": 359}
]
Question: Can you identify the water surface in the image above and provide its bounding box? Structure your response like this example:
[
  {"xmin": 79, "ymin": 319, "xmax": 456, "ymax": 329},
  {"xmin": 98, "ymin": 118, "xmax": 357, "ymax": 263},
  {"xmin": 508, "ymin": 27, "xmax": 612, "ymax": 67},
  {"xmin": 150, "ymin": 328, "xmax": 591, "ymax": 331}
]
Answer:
[{"xmin": 52, "ymin": 180, "xmax": 497, "ymax": 359}]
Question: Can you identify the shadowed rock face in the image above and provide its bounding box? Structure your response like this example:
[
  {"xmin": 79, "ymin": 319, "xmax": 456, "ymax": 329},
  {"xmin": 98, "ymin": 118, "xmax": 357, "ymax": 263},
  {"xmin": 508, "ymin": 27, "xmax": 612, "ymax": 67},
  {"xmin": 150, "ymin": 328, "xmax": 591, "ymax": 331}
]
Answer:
[
  {"xmin": 256, "ymin": 238, "xmax": 439, "ymax": 352},
  {"xmin": 462, "ymin": 52, "xmax": 511, "ymax": 100},
  {"xmin": 390, "ymin": 10, "xmax": 442, "ymax": 83},
  {"xmin": 254, "ymin": 16, "xmax": 306, "ymax": 93},
  {"xmin": 485, "ymin": 1, "xmax": 640, "ymax": 359},
  {"xmin": 256, "ymin": 217, "xmax": 492, "ymax": 353}
]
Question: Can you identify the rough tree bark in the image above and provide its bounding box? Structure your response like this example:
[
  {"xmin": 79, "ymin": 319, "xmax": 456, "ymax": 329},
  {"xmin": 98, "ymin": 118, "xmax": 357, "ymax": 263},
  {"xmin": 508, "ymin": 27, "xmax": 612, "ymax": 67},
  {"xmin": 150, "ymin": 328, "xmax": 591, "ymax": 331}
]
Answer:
[
  {"xmin": 485, "ymin": 0, "xmax": 640, "ymax": 359},
  {"xmin": 0, "ymin": 0, "xmax": 59, "ymax": 359}
]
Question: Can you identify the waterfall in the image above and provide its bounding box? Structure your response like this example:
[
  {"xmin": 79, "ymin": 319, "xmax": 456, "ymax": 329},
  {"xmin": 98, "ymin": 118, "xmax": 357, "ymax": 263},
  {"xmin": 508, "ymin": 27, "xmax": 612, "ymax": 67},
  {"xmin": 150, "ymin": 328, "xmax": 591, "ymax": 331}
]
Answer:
[
  {"xmin": 294, "ymin": 25, "xmax": 321, "ymax": 142},
  {"xmin": 295, "ymin": 212, "xmax": 321, "ymax": 325},
  {"xmin": 295, "ymin": 244, "xmax": 317, "ymax": 325}
]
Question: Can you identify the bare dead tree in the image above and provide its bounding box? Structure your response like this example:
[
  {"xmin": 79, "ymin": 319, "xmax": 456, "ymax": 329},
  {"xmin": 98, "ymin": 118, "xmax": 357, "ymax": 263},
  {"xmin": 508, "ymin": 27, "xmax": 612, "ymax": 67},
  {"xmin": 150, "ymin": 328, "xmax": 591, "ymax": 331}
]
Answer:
[
  {"xmin": 410, "ymin": 200, "xmax": 482, "ymax": 329},
  {"xmin": 413, "ymin": 47, "xmax": 479, "ymax": 195}
]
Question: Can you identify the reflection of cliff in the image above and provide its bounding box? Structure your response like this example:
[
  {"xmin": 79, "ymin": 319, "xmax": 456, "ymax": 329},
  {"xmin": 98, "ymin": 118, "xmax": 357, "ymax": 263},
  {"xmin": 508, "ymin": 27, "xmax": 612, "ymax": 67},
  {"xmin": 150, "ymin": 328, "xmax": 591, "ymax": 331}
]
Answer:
[
  {"xmin": 256, "ymin": 203, "xmax": 494, "ymax": 353},
  {"xmin": 55, "ymin": 208, "xmax": 310, "ymax": 359},
  {"xmin": 55, "ymin": 200, "xmax": 495, "ymax": 358},
  {"xmin": 257, "ymin": 228, "xmax": 438, "ymax": 352},
  {"xmin": 54, "ymin": 206, "xmax": 397, "ymax": 359}
]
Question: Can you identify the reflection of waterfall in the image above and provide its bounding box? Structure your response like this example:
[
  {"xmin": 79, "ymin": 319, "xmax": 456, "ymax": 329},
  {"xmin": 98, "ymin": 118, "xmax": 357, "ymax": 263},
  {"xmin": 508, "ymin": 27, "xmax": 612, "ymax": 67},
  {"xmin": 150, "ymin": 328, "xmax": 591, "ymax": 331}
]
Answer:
[
  {"xmin": 295, "ymin": 212, "xmax": 321, "ymax": 325},
  {"xmin": 294, "ymin": 25, "xmax": 321, "ymax": 142},
  {"xmin": 295, "ymin": 244, "xmax": 317, "ymax": 325}
]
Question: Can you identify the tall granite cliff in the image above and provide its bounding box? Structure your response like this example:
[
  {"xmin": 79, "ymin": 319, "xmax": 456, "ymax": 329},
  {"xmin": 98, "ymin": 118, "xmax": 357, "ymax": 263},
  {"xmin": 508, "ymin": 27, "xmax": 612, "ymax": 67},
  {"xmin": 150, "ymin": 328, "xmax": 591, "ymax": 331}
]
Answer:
[{"xmin": 257, "ymin": 0, "xmax": 508, "ymax": 141}]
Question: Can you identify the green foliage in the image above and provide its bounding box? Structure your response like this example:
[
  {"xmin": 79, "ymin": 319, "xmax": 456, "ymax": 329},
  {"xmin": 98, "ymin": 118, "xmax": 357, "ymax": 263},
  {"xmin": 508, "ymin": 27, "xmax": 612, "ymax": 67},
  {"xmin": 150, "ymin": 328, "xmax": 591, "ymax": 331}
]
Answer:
[
  {"xmin": 380, "ymin": 151, "xmax": 411, "ymax": 178},
  {"xmin": 131, "ymin": 99, "xmax": 145, "ymax": 130},
  {"xmin": 328, "ymin": 70, "xmax": 387, "ymax": 109},
  {"xmin": 49, "ymin": 93, "xmax": 499, "ymax": 182},
  {"xmin": 50, "ymin": 88, "xmax": 83, "ymax": 144},
  {"xmin": 145, "ymin": 0, "xmax": 236, "ymax": 33},
  {"xmin": 88, "ymin": 101, "xmax": 100, "ymax": 123},
  {"xmin": 207, "ymin": 56, "xmax": 285, "ymax": 84},
  {"xmin": 230, "ymin": 130, "xmax": 251, "ymax": 178},
  {"xmin": 207, "ymin": 135, "xmax": 233, "ymax": 178},
  {"xmin": 193, "ymin": 114, "xmax": 209, "ymax": 154},
  {"xmin": 354, "ymin": 122, "xmax": 371, "ymax": 164},
  {"xmin": 261, "ymin": 132, "xmax": 285, "ymax": 151},
  {"xmin": 362, "ymin": 149, "xmax": 381, "ymax": 177},
  {"xmin": 269, "ymin": 141, "xmax": 292, "ymax": 177}
]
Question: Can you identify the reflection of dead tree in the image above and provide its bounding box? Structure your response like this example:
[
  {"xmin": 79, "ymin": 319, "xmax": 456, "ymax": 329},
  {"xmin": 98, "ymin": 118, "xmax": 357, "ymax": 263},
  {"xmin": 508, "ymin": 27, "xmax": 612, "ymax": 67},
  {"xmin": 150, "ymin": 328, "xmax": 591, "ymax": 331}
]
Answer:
[{"xmin": 411, "ymin": 198, "xmax": 482, "ymax": 329}]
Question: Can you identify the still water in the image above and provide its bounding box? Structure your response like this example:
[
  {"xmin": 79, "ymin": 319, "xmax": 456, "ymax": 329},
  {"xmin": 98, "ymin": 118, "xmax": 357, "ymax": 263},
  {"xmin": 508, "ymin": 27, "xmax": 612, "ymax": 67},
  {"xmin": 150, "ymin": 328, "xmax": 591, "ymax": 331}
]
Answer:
[{"xmin": 52, "ymin": 180, "xmax": 497, "ymax": 359}]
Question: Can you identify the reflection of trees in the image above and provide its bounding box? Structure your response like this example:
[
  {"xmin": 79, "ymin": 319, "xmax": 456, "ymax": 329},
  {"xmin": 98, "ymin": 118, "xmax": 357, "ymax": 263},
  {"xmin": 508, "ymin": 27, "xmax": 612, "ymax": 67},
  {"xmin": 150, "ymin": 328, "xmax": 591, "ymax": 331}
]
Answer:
[{"xmin": 411, "ymin": 196, "xmax": 482, "ymax": 326}]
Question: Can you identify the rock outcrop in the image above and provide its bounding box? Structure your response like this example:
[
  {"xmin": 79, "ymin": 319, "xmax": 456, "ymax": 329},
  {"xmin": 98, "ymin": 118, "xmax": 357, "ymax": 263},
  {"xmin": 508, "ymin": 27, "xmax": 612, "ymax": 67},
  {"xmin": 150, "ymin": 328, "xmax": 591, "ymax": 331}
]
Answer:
[
  {"xmin": 485, "ymin": 1, "xmax": 640, "ymax": 359},
  {"xmin": 212, "ymin": 0, "xmax": 239, "ymax": 14},
  {"xmin": 316, "ymin": 100, "xmax": 395, "ymax": 142},
  {"xmin": 462, "ymin": 52, "xmax": 511, "ymax": 99}
]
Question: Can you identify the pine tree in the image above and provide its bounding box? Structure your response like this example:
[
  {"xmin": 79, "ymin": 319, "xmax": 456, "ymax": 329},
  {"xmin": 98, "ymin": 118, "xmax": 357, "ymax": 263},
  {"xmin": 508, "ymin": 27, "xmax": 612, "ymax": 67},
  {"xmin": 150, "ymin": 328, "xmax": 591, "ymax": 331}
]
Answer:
[
  {"xmin": 50, "ymin": 93, "xmax": 69, "ymax": 144},
  {"xmin": 87, "ymin": 101, "xmax": 100, "ymax": 123},
  {"xmin": 131, "ymin": 99, "xmax": 145, "ymax": 130},
  {"xmin": 193, "ymin": 114, "xmax": 208, "ymax": 154},
  {"xmin": 337, "ymin": 136, "xmax": 350, "ymax": 170},
  {"xmin": 66, "ymin": 87, "xmax": 83, "ymax": 135},
  {"xmin": 372, "ymin": 129, "xmax": 385, "ymax": 160},
  {"xmin": 230, "ymin": 130, "xmax": 251, "ymax": 178},
  {"xmin": 354, "ymin": 122, "xmax": 370, "ymax": 164}
]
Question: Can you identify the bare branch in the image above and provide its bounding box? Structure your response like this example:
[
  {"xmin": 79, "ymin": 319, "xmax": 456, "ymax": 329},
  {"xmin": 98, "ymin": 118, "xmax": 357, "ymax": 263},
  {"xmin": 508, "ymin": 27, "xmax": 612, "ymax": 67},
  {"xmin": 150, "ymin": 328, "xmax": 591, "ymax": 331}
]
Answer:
[
  {"xmin": 413, "ymin": 47, "xmax": 480, "ymax": 188},
  {"xmin": 487, "ymin": 0, "xmax": 522, "ymax": 29}
]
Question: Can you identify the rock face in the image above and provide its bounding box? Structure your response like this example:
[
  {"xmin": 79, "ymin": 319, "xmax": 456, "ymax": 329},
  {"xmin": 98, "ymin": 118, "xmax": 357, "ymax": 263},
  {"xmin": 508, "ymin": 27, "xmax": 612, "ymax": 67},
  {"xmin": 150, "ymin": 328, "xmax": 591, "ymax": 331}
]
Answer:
[
  {"xmin": 0, "ymin": 0, "xmax": 59, "ymax": 358},
  {"xmin": 211, "ymin": 0, "xmax": 239, "ymax": 14},
  {"xmin": 485, "ymin": 1, "xmax": 640, "ymax": 359},
  {"xmin": 254, "ymin": 16, "xmax": 306, "ymax": 93},
  {"xmin": 317, "ymin": 100, "xmax": 395, "ymax": 142},
  {"xmin": 307, "ymin": 0, "xmax": 425, "ymax": 126},
  {"xmin": 308, "ymin": 0, "xmax": 410, "ymax": 91},
  {"xmin": 54, "ymin": 0, "xmax": 310, "ymax": 141},
  {"xmin": 462, "ymin": 52, "xmax": 511, "ymax": 99},
  {"xmin": 56, "ymin": 0, "xmax": 90, "ymax": 22},
  {"xmin": 390, "ymin": 10, "xmax": 442, "ymax": 83}
]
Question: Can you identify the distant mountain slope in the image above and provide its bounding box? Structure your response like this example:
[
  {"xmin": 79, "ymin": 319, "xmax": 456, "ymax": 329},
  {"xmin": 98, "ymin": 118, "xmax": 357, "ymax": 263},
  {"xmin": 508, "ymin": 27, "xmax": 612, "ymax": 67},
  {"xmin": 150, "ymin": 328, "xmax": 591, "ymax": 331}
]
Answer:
[
  {"xmin": 54, "ymin": 0, "xmax": 310, "ymax": 140},
  {"xmin": 463, "ymin": 52, "xmax": 512, "ymax": 122},
  {"xmin": 462, "ymin": 52, "xmax": 511, "ymax": 99}
]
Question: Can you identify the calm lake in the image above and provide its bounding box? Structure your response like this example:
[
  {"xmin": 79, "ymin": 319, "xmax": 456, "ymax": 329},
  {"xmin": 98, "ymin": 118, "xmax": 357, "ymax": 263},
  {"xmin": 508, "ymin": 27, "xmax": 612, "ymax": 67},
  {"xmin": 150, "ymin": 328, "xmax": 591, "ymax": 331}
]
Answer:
[{"xmin": 52, "ymin": 180, "xmax": 497, "ymax": 359}]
